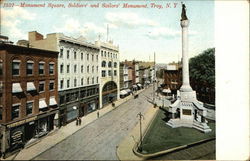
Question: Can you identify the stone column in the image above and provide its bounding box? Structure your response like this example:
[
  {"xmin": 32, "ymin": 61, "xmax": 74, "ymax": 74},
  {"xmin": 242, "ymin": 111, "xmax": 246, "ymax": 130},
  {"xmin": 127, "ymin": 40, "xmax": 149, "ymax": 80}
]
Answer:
[{"xmin": 180, "ymin": 19, "xmax": 193, "ymax": 92}]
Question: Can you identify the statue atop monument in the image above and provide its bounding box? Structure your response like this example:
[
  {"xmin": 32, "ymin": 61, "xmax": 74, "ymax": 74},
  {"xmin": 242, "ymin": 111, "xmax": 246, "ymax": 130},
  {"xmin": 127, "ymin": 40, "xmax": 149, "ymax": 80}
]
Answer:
[{"xmin": 181, "ymin": 3, "xmax": 188, "ymax": 21}]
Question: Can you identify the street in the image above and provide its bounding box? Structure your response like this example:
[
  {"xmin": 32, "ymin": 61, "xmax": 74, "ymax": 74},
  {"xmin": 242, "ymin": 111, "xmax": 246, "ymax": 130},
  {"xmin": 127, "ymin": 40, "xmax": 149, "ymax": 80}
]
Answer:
[{"xmin": 33, "ymin": 86, "xmax": 154, "ymax": 160}]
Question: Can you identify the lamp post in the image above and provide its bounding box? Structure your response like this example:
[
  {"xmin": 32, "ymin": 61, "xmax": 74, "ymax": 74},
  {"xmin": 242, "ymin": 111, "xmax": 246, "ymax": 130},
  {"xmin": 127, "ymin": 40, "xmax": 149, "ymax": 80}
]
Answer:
[{"xmin": 137, "ymin": 112, "xmax": 144, "ymax": 152}]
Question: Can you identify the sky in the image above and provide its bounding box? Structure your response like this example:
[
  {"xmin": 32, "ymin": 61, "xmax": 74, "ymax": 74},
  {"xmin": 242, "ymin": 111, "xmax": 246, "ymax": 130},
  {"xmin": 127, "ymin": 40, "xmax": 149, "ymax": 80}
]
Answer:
[{"xmin": 1, "ymin": 0, "xmax": 214, "ymax": 64}]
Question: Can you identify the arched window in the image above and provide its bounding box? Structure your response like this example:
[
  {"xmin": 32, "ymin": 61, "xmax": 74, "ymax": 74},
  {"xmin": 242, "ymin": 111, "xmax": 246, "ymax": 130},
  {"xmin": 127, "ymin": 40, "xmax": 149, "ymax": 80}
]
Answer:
[
  {"xmin": 114, "ymin": 62, "xmax": 117, "ymax": 68},
  {"xmin": 102, "ymin": 61, "xmax": 106, "ymax": 67},
  {"xmin": 108, "ymin": 61, "xmax": 112, "ymax": 68}
]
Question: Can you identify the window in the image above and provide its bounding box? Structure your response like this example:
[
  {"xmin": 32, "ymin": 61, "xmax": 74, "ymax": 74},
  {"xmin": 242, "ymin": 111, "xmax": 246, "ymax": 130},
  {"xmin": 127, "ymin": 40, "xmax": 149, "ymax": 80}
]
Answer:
[
  {"xmin": 26, "ymin": 101, "xmax": 33, "ymax": 115},
  {"xmin": 39, "ymin": 62, "xmax": 45, "ymax": 75},
  {"xmin": 39, "ymin": 81, "xmax": 45, "ymax": 92},
  {"xmin": 96, "ymin": 66, "xmax": 98, "ymax": 72},
  {"xmin": 87, "ymin": 77, "xmax": 89, "ymax": 85},
  {"xmin": 108, "ymin": 70, "xmax": 111, "ymax": 76},
  {"xmin": 102, "ymin": 61, "xmax": 106, "ymax": 67},
  {"xmin": 74, "ymin": 51, "xmax": 77, "ymax": 59},
  {"xmin": 49, "ymin": 63, "xmax": 54, "ymax": 75},
  {"xmin": 114, "ymin": 70, "xmax": 117, "ymax": 76},
  {"xmin": 108, "ymin": 61, "xmax": 112, "ymax": 68},
  {"xmin": 102, "ymin": 70, "xmax": 106, "ymax": 77},
  {"xmin": 96, "ymin": 77, "xmax": 98, "ymax": 83},
  {"xmin": 114, "ymin": 62, "xmax": 117, "ymax": 68},
  {"xmin": 67, "ymin": 50, "xmax": 70, "ymax": 59},
  {"xmin": 60, "ymin": 80, "xmax": 64, "ymax": 89},
  {"xmin": 92, "ymin": 54, "xmax": 94, "ymax": 61},
  {"xmin": 92, "ymin": 66, "xmax": 94, "ymax": 73},
  {"xmin": 81, "ymin": 65, "xmax": 83, "ymax": 73},
  {"xmin": 49, "ymin": 81, "xmax": 54, "ymax": 91},
  {"xmin": 67, "ymin": 65, "xmax": 70, "ymax": 73},
  {"xmin": 108, "ymin": 52, "xmax": 110, "ymax": 57},
  {"xmin": 101, "ymin": 51, "xmax": 103, "ymax": 57},
  {"xmin": 67, "ymin": 80, "xmax": 70, "ymax": 88},
  {"xmin": 74, "ymin": 79, "xmax": 77, "ymax": 87},
  {"xmin": 74, "ymin": 65, "xmax": 77, "ymax": 73},
  {"xmin": 60, "ymin": 64, "xmax": 64, "ymax": 73},
  {"xmin": 96, "ymin": 55, "xmax": 98, "ymax": 61},
  {"xmin": 12, "ymin": 104, "xmax": 19, "ymax": 120},
  {"xmin": 81, "ymin": 53, "xmax": 83, "ymax": 60},
  {"xmin": 60, "ymin": 48, "xmax": 63, "ymax": 58},
  {"xmin": 81, "ymin": 78, "xmax": 83, "ymax": 85},
  {"xmin": 0, "ymin": 60, "xmax": 2, "ymax": 75},
  {"xmin": 110, "ymin": 53, "xmax": 112, "ymax": 58},
  {"xmin": 27, "ymin": 61, "xmax": 33, "ymax": 75},
  {"xmin": 87, "ymin": 66, "xmax": 89, "ymax": 73},
  {"xmin": 104, "ymin": 51, "xmax": 106, "ymax": 57},
  {"xmin": 87, "ymin": 54, "xmax": 89, "ymax": 60},
  {"xmin": 92, "ymin": 77, "xmax": 94, "ymax": 84}
]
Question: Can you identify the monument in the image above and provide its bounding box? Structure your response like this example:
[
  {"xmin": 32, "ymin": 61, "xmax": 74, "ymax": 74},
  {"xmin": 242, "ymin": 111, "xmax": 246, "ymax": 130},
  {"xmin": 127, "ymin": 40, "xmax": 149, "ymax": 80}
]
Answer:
[{"xmin": 166, "ymin": 4, "xmax": 212, "ymax": 133}]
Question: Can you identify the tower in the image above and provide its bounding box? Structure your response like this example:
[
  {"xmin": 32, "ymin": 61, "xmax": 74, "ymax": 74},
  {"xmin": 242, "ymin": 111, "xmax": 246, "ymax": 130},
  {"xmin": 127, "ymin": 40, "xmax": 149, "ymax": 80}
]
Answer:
[{"xmin": 166, "ymin": 4, "xmax": 212, "ymax": 133}]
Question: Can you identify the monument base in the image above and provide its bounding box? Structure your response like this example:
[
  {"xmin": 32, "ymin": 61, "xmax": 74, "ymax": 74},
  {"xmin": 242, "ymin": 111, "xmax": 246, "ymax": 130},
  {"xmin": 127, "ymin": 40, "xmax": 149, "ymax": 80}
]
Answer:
[{"xmin": 166, "ymin": 90, "xmax": 212, "ymax": 133}]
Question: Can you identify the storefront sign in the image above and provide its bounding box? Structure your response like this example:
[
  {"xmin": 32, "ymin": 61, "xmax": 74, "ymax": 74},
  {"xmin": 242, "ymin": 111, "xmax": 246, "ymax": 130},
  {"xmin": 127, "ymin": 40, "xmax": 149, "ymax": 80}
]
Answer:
[{"xmin": 7, "ymin": 116, "xmax": 37, "ymax": 128}]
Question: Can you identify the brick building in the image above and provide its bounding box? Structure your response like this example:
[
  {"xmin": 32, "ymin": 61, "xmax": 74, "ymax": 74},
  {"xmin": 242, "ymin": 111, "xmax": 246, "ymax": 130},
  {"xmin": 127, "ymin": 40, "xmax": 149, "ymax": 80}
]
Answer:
[
  {"xmin": 0, "ymin": 43, "xmax": 58, "ymax": 156},
  {"xmin": 163, "ymin": 65, "xmax": 182, "ymax": 95}
]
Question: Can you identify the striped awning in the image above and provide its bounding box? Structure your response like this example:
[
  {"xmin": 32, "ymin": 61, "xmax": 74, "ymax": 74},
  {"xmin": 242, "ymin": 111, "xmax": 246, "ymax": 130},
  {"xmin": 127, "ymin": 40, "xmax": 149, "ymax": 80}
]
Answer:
[
  {"xmin": 49, "ymin": 97, "xmax": 57, "ymax": 106},
  {"xmin": 27, "ymin": 82, "xmax": 36, "ymax": 91},
  {"xmin": 39, "ymin": 99, "xmax": 47, "ymax": 109}
]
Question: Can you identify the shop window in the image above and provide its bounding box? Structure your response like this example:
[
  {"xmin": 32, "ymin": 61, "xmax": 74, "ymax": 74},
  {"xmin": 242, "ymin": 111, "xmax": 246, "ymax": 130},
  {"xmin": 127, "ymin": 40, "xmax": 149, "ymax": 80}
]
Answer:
[
  {"xmin": 26, "ymin": 101, "xmax": 33, "ymax": 115},
  {"xmin": 60, "ymin": 95, "xmax": 65, "ymax": 105},
  {"xmin": 27, "ymin": 60, "xmax": 34, "ymax": 75},
  {"xmin": 39, "ymin": 81, "xmax": 45, "ymax": 93},
  {"xmin": 39, "ymin": 62, "xmax": 45, "ymax": 75},
  {"xmin": 12, "ymin": 104, "xmax": 20, "ymax": 120},
  {"xmin": 49, "ymin": 63, "xmax": 54, "ymax": 75}
]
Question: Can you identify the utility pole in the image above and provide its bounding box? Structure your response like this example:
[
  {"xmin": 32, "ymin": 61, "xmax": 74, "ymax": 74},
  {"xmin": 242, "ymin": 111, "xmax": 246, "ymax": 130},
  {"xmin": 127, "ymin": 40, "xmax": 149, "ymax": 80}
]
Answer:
[{"xmin": 137, "ymin": 112, "xmax": 144, "ymax": 152}]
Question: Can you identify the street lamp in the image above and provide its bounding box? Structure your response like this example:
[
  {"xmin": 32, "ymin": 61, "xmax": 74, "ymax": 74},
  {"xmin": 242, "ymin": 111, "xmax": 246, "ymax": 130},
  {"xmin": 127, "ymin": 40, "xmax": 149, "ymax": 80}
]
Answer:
[{"xmin": 137, "ymin": 112, "xmax": 144, "ymax": 152}]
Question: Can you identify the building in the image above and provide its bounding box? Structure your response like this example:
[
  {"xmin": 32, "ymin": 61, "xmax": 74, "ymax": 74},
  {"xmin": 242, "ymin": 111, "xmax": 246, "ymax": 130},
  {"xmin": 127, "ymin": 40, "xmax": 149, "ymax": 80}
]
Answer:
[
  {"xmin": 138, "ymin": 61, "xmax": 155, "ymax": 86},
  {"xmin": 0, "ymin": 43, "xmax": 58, "ymax": 156},
  {"xmin": 28, "ymin": 31, "xmax": 100, "ymax": 126},
  {"xmin": 119, "ymin": 62, "xmax": 129, "ymax": 90},
  {"xmin": 123, "ymin": 60, "xmax": 141, "ymax": 91},
  {"xmin": 163, "ymin": 64, "xmax": 182, "ymax": 95},
  {"xmin": 95, "ymin": 40, "xmax": 120, "ymax": 108}
]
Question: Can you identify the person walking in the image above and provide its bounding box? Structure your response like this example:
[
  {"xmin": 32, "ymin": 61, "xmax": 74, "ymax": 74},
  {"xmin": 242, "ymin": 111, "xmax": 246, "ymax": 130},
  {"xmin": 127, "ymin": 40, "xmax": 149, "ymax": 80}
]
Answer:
[{"xmin": 78, "ymin": 117, "xmax": 82, "ymax": 126}]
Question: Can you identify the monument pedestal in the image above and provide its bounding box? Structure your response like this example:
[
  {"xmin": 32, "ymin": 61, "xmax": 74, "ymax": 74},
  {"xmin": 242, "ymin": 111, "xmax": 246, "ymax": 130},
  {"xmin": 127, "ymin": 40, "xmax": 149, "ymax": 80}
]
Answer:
[{"xmin": 166, "ymin": 90, "xmax": 212, "ymax": 133}]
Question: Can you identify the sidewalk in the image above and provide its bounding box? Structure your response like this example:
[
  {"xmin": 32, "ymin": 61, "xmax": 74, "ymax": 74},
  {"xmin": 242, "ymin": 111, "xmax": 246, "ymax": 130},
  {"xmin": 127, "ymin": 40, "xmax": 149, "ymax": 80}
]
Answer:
[
  {"xmin": 116, "ymin": 106, "xmax": 159, "ymax": 160},
  {"xmin": 5, "ymin": 89, "xmax": 145, "ymax": 160}
]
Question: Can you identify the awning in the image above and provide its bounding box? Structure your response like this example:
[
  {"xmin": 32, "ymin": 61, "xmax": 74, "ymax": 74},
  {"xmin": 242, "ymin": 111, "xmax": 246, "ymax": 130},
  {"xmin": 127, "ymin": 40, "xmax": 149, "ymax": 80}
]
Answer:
[
  {"xmin": 125, "ymin": 89, "xmax": 131, "ymax": 93},
  {"xmin": 120, "ymin": 90, "xmax": 128, "ymax": 95},
  {"xmin": 49, "ymin": 97, "xmax": 57, "ymax": 106},
  {"xmin": 137, "ymin": 84, "xmax": 142, "ymax": 87},
  {"xmin": 39, "ymin": 99, "xmax": 47, "ymax": 109},
  {"xmin": 27, "ymin": 82, "xmax": 36, "ymax": 91},
  {"xmin": 12, "ymin": 83, "xmax": 23, "ymax": 93},
  {"xmin": 162, "ymin": 88, "xmax": 171, "ymax": 93}
]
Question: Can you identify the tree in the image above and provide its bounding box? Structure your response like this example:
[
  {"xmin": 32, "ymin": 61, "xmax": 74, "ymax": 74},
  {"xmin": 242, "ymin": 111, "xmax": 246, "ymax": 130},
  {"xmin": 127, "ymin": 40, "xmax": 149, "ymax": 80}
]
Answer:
[
  {"xmin": 189, "ymin": 48, "xmax": 215, "ymax": 87},
  {"xmin": 189, "ymin": 48, "xmax": 215, "ymax": 104}
]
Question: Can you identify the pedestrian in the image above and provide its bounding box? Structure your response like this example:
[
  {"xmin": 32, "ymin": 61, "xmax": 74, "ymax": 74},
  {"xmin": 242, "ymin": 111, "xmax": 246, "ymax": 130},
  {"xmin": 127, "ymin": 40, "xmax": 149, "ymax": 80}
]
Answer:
[
  {"xmin": 97, "ymin": 111, "xmax": 100, "ymax": 118},
  {"xmin": 76, "ymin": 117, "xmax": 79, "ymax": 126},
  {"xmin": 78, "ymin": 117, "xmax": 82, "ymax": 126}
]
